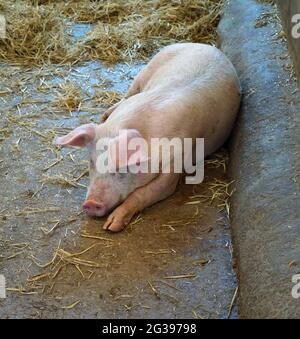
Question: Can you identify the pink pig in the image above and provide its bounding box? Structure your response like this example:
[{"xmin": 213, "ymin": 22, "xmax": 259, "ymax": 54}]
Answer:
[{"xmin": 54, "ymin": 43, "xmax": 241, "ymax": 232}]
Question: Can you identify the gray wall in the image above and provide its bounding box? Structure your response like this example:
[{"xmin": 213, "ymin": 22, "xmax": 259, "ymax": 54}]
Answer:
[{"xmin": 277, "ymin": 0, "xmax": 300, "ymax": 84}]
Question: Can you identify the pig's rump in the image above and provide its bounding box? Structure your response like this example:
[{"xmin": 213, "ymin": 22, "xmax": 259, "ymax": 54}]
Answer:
[{"xmin": 105, "ymin": 43, "xmax": 241, "ymax": 157}]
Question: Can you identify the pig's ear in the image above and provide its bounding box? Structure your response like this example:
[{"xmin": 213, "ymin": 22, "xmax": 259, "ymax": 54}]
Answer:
[
  {"xmin": 109, "ymin": 129, "xmax": 149, "ymax": 170},
  {"xmin": 54, "ymin": 123, "xmax": 97, "ymax": 148}
]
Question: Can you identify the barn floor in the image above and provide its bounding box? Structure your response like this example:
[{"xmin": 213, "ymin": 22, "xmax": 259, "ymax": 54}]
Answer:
[
  {"xmin": 0, "ymin": 25, "xmax": 237, "ymax": 319},
  {"xmin": 219, "ymin": 0, "xmax": 300, "ymax": 318}
]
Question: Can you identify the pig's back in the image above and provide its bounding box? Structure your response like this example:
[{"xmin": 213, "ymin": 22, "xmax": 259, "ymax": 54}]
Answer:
[
  {"xmin": 140, "ymin": 43, "xmax": 237, "ymax": 92},
  {"xmin": 139, "ymin": 43, "xmax": 241, "ymax": 155}
]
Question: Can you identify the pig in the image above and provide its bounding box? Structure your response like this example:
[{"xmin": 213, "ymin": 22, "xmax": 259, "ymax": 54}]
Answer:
[{"xmin": 54, "ymin": 43, "xmax": 241, "ymax": 232}]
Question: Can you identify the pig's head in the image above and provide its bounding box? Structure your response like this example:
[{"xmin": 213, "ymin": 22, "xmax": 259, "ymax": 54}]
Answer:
[{"xmin": 54, "ymin": 124, "xmax": 152, "ymax": 217}]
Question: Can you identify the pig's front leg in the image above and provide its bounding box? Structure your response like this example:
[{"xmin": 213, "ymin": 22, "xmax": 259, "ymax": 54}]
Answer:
[{"xmin": 103, "ymin": 174, "xmax": 180, "ymax": 232}]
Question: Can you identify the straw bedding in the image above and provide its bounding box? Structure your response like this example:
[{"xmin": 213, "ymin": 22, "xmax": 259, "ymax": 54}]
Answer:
[{"xmin": 0, "ymin": 0, "xmax": 224, "ymax": 65}]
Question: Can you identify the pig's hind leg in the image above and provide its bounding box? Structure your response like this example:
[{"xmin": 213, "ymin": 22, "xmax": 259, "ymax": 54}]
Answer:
[
  {"xmin": 103, "ymin": 173, "xmax": 180, "ymax": 232},
  {"xmin": 101, "ymin": 99, "xmax": 126, "ymax": 122},
  {"xmin": 101, "ymin": 78, "xmax": 143, "ymax": 122}
]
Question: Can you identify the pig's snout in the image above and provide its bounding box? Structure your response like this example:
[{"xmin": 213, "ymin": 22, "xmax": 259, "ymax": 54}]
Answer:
[{"xmin": 83, "ymin": 199, "xmax": 107, "ymax": 217}]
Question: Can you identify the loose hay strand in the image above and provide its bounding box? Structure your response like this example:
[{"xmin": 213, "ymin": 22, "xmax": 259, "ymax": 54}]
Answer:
[{"xmin": 61, "ymin": 300, "xmax": 80, "ymax": 310}]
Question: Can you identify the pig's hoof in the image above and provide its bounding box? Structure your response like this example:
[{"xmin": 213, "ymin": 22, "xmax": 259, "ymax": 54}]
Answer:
[
  {"xmin": 103, "ymin": 209, "xmax": 133, "ymax": 232},
  {"xmin": 101, "ymin": 113, "xmax": 108, "ymax": 122},
  {"xmin": 103, "ymin": 215, "xmax": 124, "ymax": 233}
]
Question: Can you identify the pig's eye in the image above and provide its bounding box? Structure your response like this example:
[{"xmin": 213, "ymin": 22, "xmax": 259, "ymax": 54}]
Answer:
[
  {"xmin": 110, "ymin": 172, "xmax": 127, "ymax": 179},
  {"xmin": 90, "ymin": 159, "xmax": 95, "ymax": 168}
]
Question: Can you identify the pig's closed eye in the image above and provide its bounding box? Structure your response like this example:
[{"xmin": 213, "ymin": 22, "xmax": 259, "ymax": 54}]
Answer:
[{"xmin": 111, "ymin": 172, "xmax": 127, "ymax": 179}]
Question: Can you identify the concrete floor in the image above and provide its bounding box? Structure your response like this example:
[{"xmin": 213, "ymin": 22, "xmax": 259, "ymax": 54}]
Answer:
[
  {"xmin": 0, "ymin": 33, "xmax": 237, "ymax": 318},
  {"xmin": 219, "ymin": 0, "xmax": 300, "ymax": 318}
]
